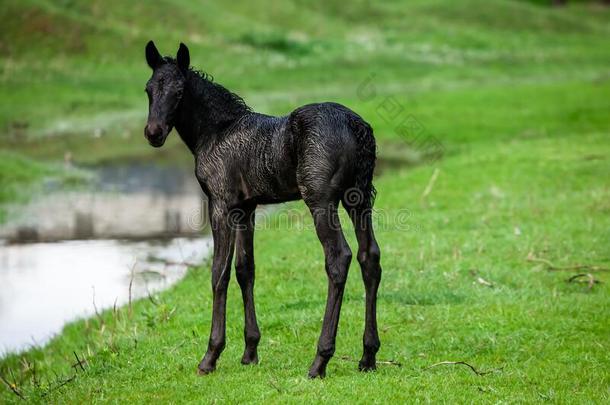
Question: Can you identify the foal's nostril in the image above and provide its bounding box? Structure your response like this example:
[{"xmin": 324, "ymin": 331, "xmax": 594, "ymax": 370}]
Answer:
[
  {"xmin": 145, "ymin": 122, "xmax": 163, "ymax": 139},
  {"xmin": 145, "ymin": 122, "xmax": 167, "ymax": 147}
]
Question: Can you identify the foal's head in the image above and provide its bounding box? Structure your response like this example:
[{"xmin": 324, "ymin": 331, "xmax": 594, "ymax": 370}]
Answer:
[{"xmin": 144, "ymin": 41, "xmax": 190, "ymax": 147}]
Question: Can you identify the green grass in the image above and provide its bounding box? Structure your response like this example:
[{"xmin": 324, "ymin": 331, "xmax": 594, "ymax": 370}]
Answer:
[
  {"xmin": 1, "ymin": 131, "xmax": 608, "ymax": 403},
  {"xmin": 1, "ymin": 0, "xmax": 610, "ymax": 403},
  {"xmin": 1, "ymin": 0, "xmax": 609, "ymax": 136}
]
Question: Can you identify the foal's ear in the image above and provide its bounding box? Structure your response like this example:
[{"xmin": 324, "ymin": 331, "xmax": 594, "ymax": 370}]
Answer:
[
  {"xmin": 177, "ymin": 42, "xmax": 190, "ymax": 75},
  {"xmin": 146, "ymin": 40, "xmax": 162, "ymax": 70}
]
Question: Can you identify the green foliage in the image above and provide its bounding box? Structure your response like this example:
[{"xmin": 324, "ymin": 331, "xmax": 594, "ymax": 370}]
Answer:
[{"xmin": 239, "ymin": 32, "xmax": 314, "ymax": 56}]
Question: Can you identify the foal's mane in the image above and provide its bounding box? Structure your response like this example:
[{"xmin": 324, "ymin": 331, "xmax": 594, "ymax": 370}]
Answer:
[
  {"xmin": 163, "ymin": 56, "xmax": 252, "ymax": 121},
  {"xmin": 188, "ymin": 68, "xmax": 251, "ymax": 116}
]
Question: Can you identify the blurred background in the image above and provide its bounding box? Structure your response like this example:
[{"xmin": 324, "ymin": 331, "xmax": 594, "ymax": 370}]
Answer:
[{"xmin": 0, "ymin": 0, "xmax": 609, "ymax": 378}]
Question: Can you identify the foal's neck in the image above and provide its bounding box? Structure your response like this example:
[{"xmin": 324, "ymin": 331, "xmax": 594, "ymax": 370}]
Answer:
[{"xmin": 174, "ymin": 70, "xmax": 251, "ymax": 155}]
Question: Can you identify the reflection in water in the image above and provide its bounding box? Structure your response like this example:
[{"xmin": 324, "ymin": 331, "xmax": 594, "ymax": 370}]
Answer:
[
  {"xmin": 0, "ymin": 238, "xmax": 211, "ymax": 354},
  {"xmin": 0, "ymin": 162, "xmax": 208, "ymax": 242},
  {"xmin": 0, "ymin": 162, "xmax": 211, "ymax": 354}
]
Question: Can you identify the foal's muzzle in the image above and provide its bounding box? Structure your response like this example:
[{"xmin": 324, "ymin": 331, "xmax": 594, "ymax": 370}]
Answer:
[{"xmin": 144, "ymin": 121, "xmax": 169, "ymax": 147}]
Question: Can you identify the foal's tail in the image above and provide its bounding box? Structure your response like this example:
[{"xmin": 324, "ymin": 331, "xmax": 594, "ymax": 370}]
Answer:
[{"xmin": 349, "ymin": 117, "xmax": 377, "ymax": 208}]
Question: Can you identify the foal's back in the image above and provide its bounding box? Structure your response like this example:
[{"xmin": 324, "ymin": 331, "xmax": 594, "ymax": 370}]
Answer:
[
  {"xmin": 198, "ymin": 112, "xmax": 300, "ymax": 204},
  {"xmin": 201, "ymin": 102, "xmax": 374, "ymax": 207}
]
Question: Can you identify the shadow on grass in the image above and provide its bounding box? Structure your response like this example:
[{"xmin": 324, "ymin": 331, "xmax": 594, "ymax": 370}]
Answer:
[{"xmin": 378, "ymin": 290, "xmax": 466, "ymax": 306}]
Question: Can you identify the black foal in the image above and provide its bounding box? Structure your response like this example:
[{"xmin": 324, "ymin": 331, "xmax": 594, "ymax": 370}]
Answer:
[{"xmin": 143, "ymin": 41, "xmax": 382, "ymax": 378}]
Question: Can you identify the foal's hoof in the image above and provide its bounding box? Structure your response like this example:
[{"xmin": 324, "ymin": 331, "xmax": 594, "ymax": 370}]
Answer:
[
  {"xmin": 241, "ymin": 353, "xmax": 259, "ymax": 365},
  {"xmin": 197, "ymin": 361, "xmax": 216, "ymax": 375},
  {"xmin": 197, "ymin": 366, "xmax": 215, "ymax": 375},
  {"xmin": 307, "ymin": 369, "xmax": 326, "ymax": 379},
  {"xmin": 197, "ymin": 366, "xmax": 216, "ymax": 375},
  {"xmin": 308, "ymin": 356, "xmax": 328, "ymax": 379},
  {"xmin": 358, "ymin": 361, "xmax": 377, "ymax": 372}
]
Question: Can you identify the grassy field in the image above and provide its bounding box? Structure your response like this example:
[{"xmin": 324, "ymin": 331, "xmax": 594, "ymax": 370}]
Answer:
[{"xmin": 1, "ymin": 0, "xmax": 610, "ymax": 403}]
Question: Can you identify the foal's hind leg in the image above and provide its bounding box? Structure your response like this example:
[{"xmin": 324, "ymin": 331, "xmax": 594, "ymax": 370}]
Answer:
[
  {"xmin": 343, "ymin": 202, "xmax": 381, "ymax": 371},
  {"xmin": 235, "ymin": 206, "xmax": 261, "ymax": 365},
  {"xmin": 306, "ymin": 201, "xmax": 352, "ymax": 378}
]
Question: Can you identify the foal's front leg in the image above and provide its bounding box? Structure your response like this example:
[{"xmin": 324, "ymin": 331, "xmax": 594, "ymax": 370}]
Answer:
[
  {"xmin": 198, "ymin": 204, "xmax": 236, "ymax": 375},
  {"xmin": 235, "ymin": 206, "xmax": 261, "ymax": 365}
]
